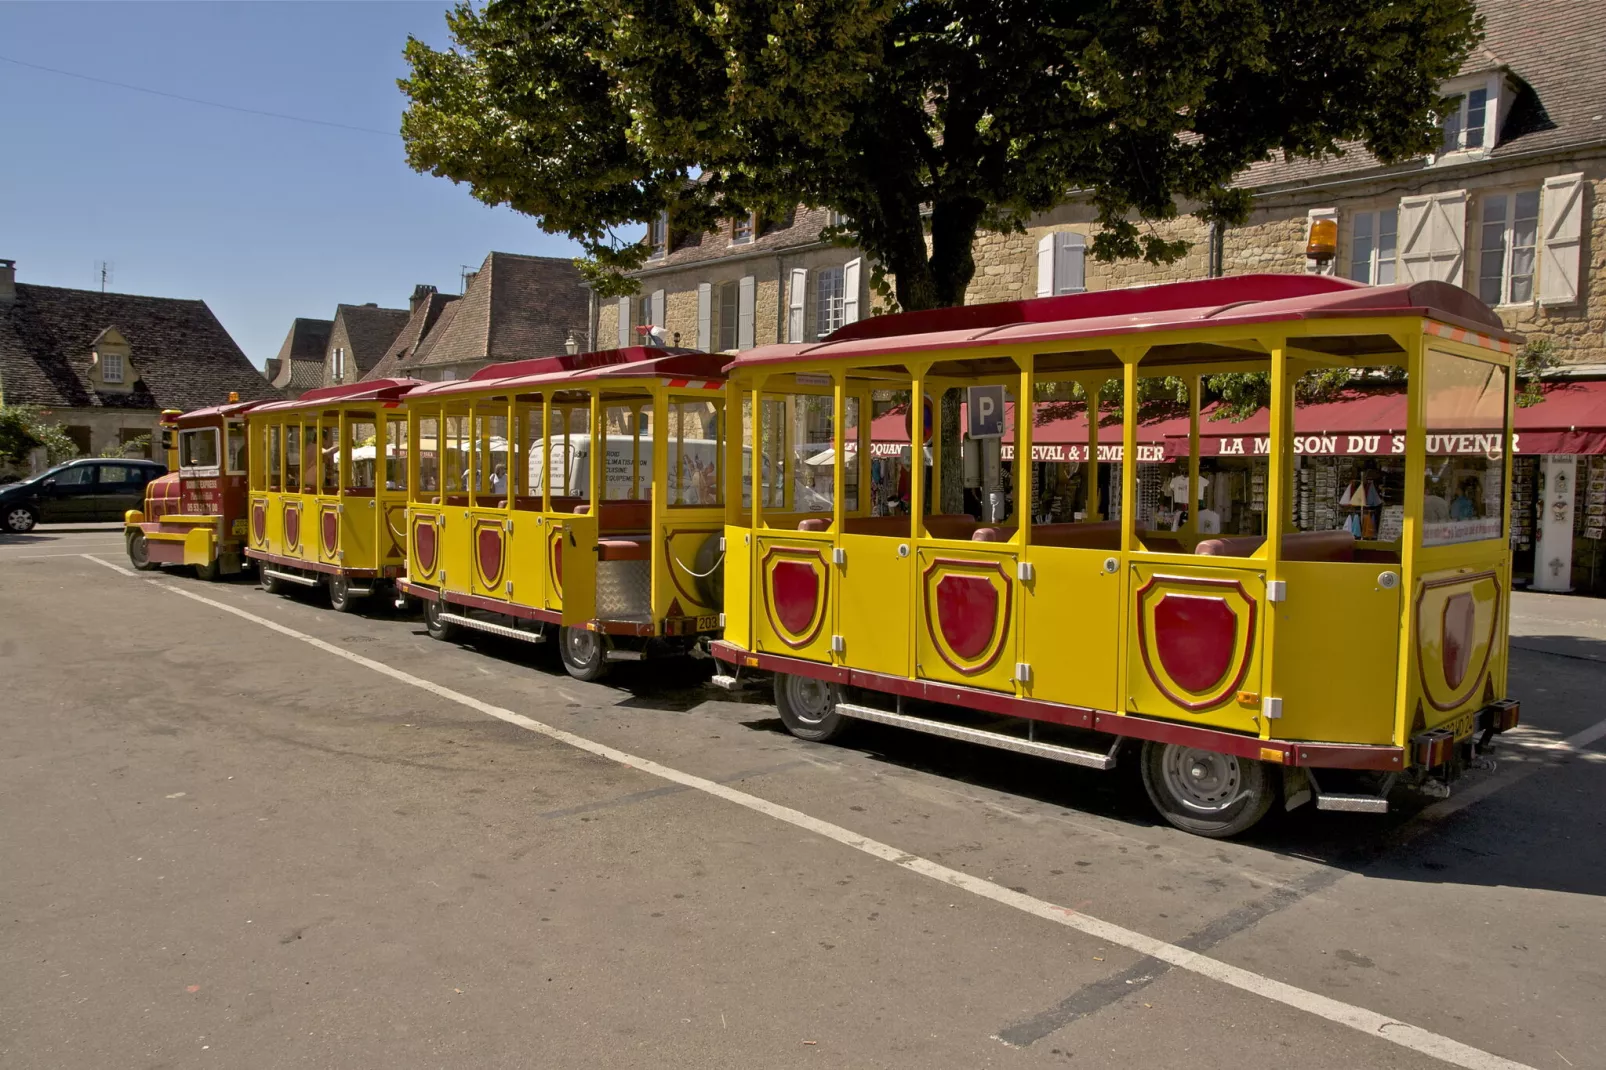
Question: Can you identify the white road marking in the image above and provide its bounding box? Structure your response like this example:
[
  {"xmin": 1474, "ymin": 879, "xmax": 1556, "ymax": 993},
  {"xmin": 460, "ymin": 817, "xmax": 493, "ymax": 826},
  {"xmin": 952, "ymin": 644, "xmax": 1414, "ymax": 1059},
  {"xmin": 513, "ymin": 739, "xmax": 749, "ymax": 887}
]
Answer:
[
  {"xmin": 2, "ymin": 551, "xmax": 124, "ymax": 559},
  {"xmin": 79, "ymin": 554, "xmax": 1536, "ymax": 1070},
  {"xmin": 1409, "ymin": 718, "xmax": 1606, "ymax": 828}
]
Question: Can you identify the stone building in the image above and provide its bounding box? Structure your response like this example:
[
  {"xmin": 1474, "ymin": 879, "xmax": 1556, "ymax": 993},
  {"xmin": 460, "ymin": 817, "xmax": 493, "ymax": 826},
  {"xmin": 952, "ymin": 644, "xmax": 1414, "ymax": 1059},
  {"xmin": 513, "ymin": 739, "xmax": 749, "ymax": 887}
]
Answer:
[
  {"xmin": 264, "ymin": 316, "xmax": 331, "ymax": 393},
  {"xmin": 598, "ymin": 208, "xmax": 868, "ymax": 353},
  {"xmin": 0, "ymin": 257, "xmax": 280, "ymax": 459},
  {"xmin": 323, "ymin": 303, "xmax": 409, "ymax": 386},
  {"xmin": 365, "ymin": 252, "xmax": 589, "ymax": 382}
]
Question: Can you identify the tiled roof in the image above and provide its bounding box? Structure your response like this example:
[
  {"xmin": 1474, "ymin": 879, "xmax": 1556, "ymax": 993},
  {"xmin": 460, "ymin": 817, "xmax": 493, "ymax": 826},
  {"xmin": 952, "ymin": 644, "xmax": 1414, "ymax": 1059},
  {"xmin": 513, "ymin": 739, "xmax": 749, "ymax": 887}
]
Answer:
[
  {"xmin": 361, "ymin": 290, "xmax": 460, "ymax": 381},
  {"xmin": 639, "ymin": 206, "xmax": 832, "ymax": 272},
  {"xmin": 400, "ymin": 252, "xmax": 588, "ymax": 369},
  {"xmin": 0, "ymin": 282, "xmax": 282, "ymax": 411},
  {"xmin": 272, "ymin": 357, "xmax": 325, "ymax": 393},
  {"xmin": 332, "ymin": 303, "xmax": 409, "ymax": 377},
  {"xmin": 273, "ymin": 316, "xmax": 332, "ymax": 365},
  {"xmin": 1239, "ymin": 0, "xmax": 1606, "ymax": 191}
]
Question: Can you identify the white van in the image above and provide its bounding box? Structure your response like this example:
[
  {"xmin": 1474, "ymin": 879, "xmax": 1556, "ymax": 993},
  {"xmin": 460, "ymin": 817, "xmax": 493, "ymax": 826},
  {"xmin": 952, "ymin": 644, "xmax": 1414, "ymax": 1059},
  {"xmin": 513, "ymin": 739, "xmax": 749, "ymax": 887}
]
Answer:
[{"xmin": 528, "ymin": 435, "xmax": 724, "ymax": 504}]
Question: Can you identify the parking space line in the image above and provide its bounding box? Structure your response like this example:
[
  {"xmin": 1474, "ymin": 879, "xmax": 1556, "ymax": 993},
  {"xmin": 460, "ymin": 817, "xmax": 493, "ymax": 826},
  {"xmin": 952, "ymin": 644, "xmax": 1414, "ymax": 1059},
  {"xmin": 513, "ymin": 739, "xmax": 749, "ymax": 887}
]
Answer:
[{"xmin": 79, "ymin": 554, "xmax": 1536, "ymax": 1070}]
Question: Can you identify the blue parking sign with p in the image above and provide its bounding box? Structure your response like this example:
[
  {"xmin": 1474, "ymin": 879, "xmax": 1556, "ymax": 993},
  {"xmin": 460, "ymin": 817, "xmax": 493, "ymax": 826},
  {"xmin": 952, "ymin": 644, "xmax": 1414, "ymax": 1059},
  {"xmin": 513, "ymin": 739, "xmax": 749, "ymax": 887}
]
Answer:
[{"xmin": 967, "ymin": 385, "xmax": 1006, "ymax": 439}]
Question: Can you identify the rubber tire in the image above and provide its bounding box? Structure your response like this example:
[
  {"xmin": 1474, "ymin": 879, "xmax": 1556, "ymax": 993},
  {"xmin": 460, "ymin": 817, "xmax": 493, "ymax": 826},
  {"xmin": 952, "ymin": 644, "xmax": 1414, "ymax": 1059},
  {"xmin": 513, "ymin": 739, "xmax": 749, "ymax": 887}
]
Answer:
[
  {"xmin": 193, "ymin": 557, "xmax": 221, "ymax": 582},
  {"xmin": 4, "ymin": 503, "xmax": 39, "ymax": 533},
  {"xmin": 558, "ymin": 625, "xmax": 612, "ymax": 683},
  {"xmin": 126, "ymin": 530, "xmax": 159, "ymax": 571},
  {"xmin": 260, "ymin": 569, "xmax": 286, "ymax": 596},
  {"xmin": 328, "ymin": 575, "xmax": 359, "ymax": 613},
  {"xmin": 1139, "ymin": 740, "xmax": 1275, "ymax": 839},
  {"xmin": 773, "ymin": 672, "xmax": 849, "ymax": 743},
  {"xmin": 423, "ymin": 597, "xmax": 459, "ymax": 641}
]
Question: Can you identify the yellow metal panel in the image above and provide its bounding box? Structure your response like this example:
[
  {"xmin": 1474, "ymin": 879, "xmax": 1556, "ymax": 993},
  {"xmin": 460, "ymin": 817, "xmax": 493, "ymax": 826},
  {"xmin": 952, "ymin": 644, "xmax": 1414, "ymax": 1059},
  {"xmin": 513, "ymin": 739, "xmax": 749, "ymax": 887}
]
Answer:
[
  {"xmin": 378, "ymin": 498, "xmax": 408, "ymax": 569},
  {"xmin": 1407, "ymin": 565, "xmax": 1505, "ymax": 731},
  {"xmin": 914, "ymin": 546, "xmax": 1019, "ymax": 693},
  {"xmin": 751, "ymin": 534, "xmax": 834, "ymax": 663},
  {"xmin": 439, "ymin": 506, "xmax": 473, "ymax": 596},
  {"xmin": 722, "ymin": 524, "xmax": 753, "ymax": 650},
  {"xmin": 316, "ymin": 499, "xmax": 342, "ymax": 565},
  {"xmin": 543, "ymin": 518, "xmax": 568, "ymax": 613},
  {"xmin": 835, "ymin": 533, "xmax": 912, "ymax": 677},
  {"xmin": 469, "ymin": 510, "xmax": 509, "ymax": 599},
  {"xmin": 505, "ymin": 511, "xmax": 547, "ymax": 611},
  {"xmin": 408, "ymin": 506, "xmax": 443, "ymax": 584},
  {"xmin": 182, "ymin": 526, "xmax": 215, "ymax": 567},
  {"xmin": 1020, "ymin": 546, "xmax": 1122, "ymax": 712},
  {"xmin": 1125, "ymin": 562, "xmax": 1265, "ymax": 734},
  {"xmin": 657, "ymin": 520, "xmax": 724, "ymax": 619},
  {"xmin": 560, "ymin": 514, "xmax": 598, "ymax": 626},
  {"xmin": 1269, "ymin": 561, "xmax": 1401, "ymax": 746}
]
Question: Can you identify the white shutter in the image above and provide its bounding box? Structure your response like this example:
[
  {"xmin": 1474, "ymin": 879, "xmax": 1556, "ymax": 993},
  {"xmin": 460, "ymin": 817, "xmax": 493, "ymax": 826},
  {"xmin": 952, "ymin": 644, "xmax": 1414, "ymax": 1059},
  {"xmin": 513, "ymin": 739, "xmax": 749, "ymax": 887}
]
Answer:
[
  {"xmin": 616, "ymin": 295, "xmax": 631, "ymax": 348},
  {"xmin": 1036, "ymin": 233, "xmax": 1055, "ymax": 297},
  {"xmin": 1054, "ymin": 232, "xmax": 1085, "ymax": 294},
  {"xmin": 737, "ymin": 275, "xmax": 755, "ymax": 349},
  {"xmin": 696, "ymin": 283, "xmax": 712, "ymax": 350},
  {"xmin": 1398, "ymin": 191, "xmax": 1466, "ymax": 285},
  {"xmin": 842, "ymin": 258, "xmax": 861, "ymax": 324},
  {"xmin": 1539, "ymin": 172, "xmax": 1585, "ymax": 306},
  {"xmin": 787, "ymin": 268, "xmax": 807, "ymax": 342},
  {"xmin": 651, "ymin": 288, "xmax": 666, "ymax": 328}
]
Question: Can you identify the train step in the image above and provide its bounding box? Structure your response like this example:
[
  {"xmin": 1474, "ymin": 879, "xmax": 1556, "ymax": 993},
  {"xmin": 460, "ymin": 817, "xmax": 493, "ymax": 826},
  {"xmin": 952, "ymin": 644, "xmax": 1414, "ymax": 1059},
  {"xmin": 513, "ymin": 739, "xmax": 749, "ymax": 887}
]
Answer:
[
  {"xmin": 834, "ymin": 702, "xmax": 1120, "ymax": 770},
  {"xmin": 438, "ymin": 611, "xmax": 547, "ymax": 645},
  {"xmin": 262, "ymin": 568, "xmax": 320, "ymax": 588}
]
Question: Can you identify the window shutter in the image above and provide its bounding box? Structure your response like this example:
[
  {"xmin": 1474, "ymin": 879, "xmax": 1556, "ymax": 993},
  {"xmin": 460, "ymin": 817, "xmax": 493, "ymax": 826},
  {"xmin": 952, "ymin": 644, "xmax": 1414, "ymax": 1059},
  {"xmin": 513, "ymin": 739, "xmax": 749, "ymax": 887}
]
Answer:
[
  {"xmin": 1054, "ymin": 232, "xmax": 1086, "ymax": 294},
  {"xmin": 1036, "ymin": 233, "xmax": 1055, "ymax": 297},
  {"xmin": 1539, "ymin": 172, "xmax": 1585, "ymax": 306},
  {"xmin": 737, "ymin": 275, "xmax": 755, "ymax": 349},
  {"xmin": 696, "ymin": 283, "xmax": 712, "ymax": 350},
  {"xmin": 651, "ymin": 288, "xmax": 666, "ymax": 328},
  {"xmin": 616, "ymin": 295, "xmax": 631, "ymax": 348},
  {"xmin": 842, "ymin": 258, "xmax": 861, "ymax": 324},
  {"xmin": 1398, "ymin": 191, "xmax": 1466, "ymax": 284},
  {"xmin": 788, "ymin": 268, "xmax": 808, "ymax": 343}
]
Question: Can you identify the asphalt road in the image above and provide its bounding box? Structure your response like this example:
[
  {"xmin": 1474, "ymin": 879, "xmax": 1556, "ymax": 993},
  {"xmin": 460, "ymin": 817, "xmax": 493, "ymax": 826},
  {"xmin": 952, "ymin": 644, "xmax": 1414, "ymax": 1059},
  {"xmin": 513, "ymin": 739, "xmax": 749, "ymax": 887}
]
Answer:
[{"xmin": 2, "ymin": 530, "xmax": 1603, "ymax": 1069}]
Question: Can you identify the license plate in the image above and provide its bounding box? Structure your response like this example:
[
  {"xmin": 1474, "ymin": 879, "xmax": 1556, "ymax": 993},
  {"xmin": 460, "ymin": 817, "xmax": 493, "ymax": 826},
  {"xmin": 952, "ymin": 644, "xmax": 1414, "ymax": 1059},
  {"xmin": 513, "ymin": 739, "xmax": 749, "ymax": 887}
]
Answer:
[
  {"xmin": 232, "ymin": 519, "xmax": 247, "ymax": 535},
  {"xmin": 695, "ymin": 613, "xmax": 720, "ymax": 632},
  {"xmin": 1446, "ymin": 711, "xmax": 1475, "ymax": 740}
]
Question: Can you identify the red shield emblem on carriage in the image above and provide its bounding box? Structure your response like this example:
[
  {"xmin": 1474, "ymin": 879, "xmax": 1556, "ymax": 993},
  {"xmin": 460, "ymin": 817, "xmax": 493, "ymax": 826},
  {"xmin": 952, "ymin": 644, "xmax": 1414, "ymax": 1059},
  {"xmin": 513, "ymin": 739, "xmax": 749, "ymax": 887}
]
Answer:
[
  {"xmin": 920, "ymin": 558, "xmax": 1012, "ymax": 675},
  {"xmin": 283, "ymin": 503, "xmax": 301, "ymax": 550},
  {"xmin": 476, "ymin": 521, "xmax": 504, "ymax": 588},
  {"xmin": 251, "ymin": 500, "xmax": 266, "ymax": 545},
  {"xmin": 321, "ymin": 507, "xmax": 339, "ymax": 556},
  {"xmin": 1135, "ymin": 577, "xmax": 1257, "ymax": 712},
  {"xmin": 1415, "ymin": 573, "xmax": 1501, "ymax": 713},
  {"xmin": 1441, "ymin": 592, "xmax": 1475, "ymax": 689},
  {"xmin": 761, "ymin": 547, "xmax": 828, "ymax": 648},
  {"xmin": 412, "ymin": 516, "xmax": 438, "ymax": 576}
]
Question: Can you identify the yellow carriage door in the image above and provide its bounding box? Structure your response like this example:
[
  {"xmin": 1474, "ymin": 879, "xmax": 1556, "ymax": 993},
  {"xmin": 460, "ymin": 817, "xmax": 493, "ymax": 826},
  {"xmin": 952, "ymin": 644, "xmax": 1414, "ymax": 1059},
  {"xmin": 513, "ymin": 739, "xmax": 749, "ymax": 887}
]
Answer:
[
  {"xmin": 315, "ymin": 416, "xmax": 342, "ymax": 566},
  {"xmin": 541, "ymin": 403, "xmax": 590, "ymax": 616},
  {"xmin": 378, "ymin": 415, "xmax": 409, "ymax": 572},
  {"xmin": 502, "ymin": 399, "xmax": 547, "ymax": 609},
  {"xmin": 467, "ymin": 405, "xmax": 512, "ymax": 602},
  {"xmin": 657, "ymin": 393, "xmax": 727, "ymax": 628},
  {"xmin": 407, "ymin": 409, "xmax": 445, "ymax": 587},
  {"xmin": 339, "ymin": 411, "xmax": 379, "ymax": 571},
  {"xmin": 436, "ymin": 411, "xmax": 473, "ymax": 596}
]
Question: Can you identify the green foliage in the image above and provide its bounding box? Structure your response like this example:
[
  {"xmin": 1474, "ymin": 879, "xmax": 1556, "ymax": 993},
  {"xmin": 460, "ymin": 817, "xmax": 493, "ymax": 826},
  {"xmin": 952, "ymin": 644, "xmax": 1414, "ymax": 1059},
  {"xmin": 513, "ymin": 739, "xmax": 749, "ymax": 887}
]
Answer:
[
  {"xmin": 1515, "ymin": 337, "xmax": 1555, "ymax": 408},
  {"xmin": 0, "ymin": 405, "xmax": 79, "ymax": 468},
  {"xmin": 401, "ymin": 0, "xmax": 1480, "ymax": 312},
  {"xmin": 98, "ymin": 435, "xmax": 151, "ymax": 459}
]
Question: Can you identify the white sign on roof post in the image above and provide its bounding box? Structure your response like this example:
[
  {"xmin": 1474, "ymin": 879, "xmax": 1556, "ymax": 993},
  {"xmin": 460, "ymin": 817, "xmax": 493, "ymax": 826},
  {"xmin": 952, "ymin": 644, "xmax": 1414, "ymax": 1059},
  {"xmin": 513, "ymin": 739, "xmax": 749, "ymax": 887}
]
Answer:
[{"xmin": 967, "ymin": 385, "xmax": 1006, "ymax": 439}]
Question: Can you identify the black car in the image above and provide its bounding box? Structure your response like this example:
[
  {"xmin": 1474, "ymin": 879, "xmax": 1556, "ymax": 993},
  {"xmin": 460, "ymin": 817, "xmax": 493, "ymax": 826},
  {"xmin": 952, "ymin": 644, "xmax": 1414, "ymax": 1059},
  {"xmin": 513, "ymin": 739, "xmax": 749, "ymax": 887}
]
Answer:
[{"xmin": 1, "ymin": 458, "xmax": 166, "ymax": 533}]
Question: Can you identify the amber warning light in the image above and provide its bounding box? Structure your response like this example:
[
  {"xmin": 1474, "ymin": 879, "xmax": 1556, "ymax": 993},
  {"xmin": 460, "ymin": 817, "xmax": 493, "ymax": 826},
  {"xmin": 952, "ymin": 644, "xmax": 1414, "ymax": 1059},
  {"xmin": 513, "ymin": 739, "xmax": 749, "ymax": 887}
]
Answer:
[
  {"xmin": 229, "ymin": 391, "xmax": 239, "ymax": 402},
  {"xmin": 1305, "ymin": 217, "xmax": 1338, "ymax": 263}
]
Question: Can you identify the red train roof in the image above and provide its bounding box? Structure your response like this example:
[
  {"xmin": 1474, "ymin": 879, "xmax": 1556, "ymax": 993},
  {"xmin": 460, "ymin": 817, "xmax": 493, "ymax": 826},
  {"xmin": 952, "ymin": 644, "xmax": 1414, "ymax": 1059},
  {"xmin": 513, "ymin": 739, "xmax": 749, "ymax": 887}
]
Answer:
[
  {"xmin": 250, "ymin": 378, "xmax": 422, "ymax": 414},
  {"xmin": 405, "ymin": 348, "xmax": 727, "ymax": 399},
  {"xmin": 726, "ymin": 276, "xmax": 1520, "ymax": 371}
]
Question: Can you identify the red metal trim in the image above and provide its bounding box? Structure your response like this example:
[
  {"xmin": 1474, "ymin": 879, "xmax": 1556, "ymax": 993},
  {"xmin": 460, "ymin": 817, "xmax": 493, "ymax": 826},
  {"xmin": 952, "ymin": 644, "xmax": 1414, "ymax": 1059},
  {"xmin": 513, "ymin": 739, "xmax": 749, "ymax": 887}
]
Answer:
[
  {"xmin": 759, "ymin": 544, "xmax": 830, "ymax": 649},
  {"xmin": 245, "ymin": 548, "xmax": 380, "ymax": 578},
  {"xmin": 402, "ymin": 582, "xmax": 653, "ymax": 635},
  {"xmin": 920, "ymin": 556, "xmax": 1013, "ymax": 676},
  {"xmin": 713, "ymin": 641, "xmax": 1406, "ymax": 772},
  {"xmin": 548, "ymin": 528, "xmax": 564, "ymax": 598},
  {"xmin": 1134, "ymin": 574, "xmax": 1258, "ymax": 712},
  {"xmin": 1414, "ymin": 570, "xmax": 1501, "ymax": 713}
]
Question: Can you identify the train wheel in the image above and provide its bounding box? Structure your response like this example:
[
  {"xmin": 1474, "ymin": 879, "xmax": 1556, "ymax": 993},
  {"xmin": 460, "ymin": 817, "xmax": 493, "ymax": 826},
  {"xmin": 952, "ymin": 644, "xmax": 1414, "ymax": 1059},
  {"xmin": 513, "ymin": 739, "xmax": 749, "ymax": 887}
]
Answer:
[
  {"xmin": 773, "ymin": 673, "xmax": 848, "ymax": 743},
  {"xmin": 423, "ymin": 597, "xmax": 459, "ymax": 641},
  {"xmin": 1140, "ymin": 741, "xmax": 1273, "ymax": 839},
  {"xmin": 558, "ymin": 626, "xmax": 611, "ymax": 682},
  {"xmin": 328, "ymin": 575, "xmax": 359, "ymax": 613},
  {"xmin": 193, "ymin": 557, "xmax": 221, "ymax": 582},
  {"xmin": 126, "ymin": 530, "xmax": 159, "ymax": 571},
  {"xmin": 260, "ymin": 570, "xmax": 285, "ymax": 596}
]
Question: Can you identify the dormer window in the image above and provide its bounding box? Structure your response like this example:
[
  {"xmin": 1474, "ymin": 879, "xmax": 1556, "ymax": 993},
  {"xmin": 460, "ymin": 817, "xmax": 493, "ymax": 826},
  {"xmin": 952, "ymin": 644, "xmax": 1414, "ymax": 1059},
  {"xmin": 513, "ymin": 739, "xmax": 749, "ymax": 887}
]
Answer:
[
  {"xmin": 101, "ymin": 353, "xmax": 125, "ymax": 383},
  {"xmin": 731, "ymin": 212, "xmax": 755, "ymax": 245},
  {"xmin": 1435, "ymin": 73, "xmax": 1503, "ymax": 161},
  {"xmin": 647, "ymin": 212, "xmax": 669, "ymax": 259}
]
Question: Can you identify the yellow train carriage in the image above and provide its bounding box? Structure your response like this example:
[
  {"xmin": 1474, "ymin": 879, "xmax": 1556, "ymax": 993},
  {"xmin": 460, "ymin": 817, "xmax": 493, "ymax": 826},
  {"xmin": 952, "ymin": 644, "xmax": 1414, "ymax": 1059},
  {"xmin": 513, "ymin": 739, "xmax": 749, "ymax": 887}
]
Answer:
[
  {"xmin": 712, "ymin": 274, "xmax": 1521, "ymax": 838},
  {"xmin": 245, "ymin": 380, "xmax": 418, "ymax": 610},
  {"xmin": 397, "ymin": 347, "xmax": 729, "ymax": 681}
]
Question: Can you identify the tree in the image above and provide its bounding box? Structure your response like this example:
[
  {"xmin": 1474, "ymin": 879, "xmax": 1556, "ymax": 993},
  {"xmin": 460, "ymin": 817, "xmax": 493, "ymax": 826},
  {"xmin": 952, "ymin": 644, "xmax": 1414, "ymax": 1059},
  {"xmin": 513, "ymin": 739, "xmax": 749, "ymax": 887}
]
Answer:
[
  {"xmin": 401, "ymin": 0, "xmax": 1480, "ymax": 510},
  {"xmin": 0, "ymin": 405, "xmax": 79, "ymax": 472}
]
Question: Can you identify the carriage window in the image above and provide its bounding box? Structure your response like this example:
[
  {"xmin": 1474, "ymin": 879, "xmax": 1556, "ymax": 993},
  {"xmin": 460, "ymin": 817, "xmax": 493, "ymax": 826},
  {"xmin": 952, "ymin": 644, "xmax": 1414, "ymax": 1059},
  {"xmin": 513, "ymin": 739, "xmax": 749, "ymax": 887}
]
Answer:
[
  {"xmin": 474, "ymin": 410, "xmax": 508, "ymax": 499},
  {"xmin": 417, "ymin": 414, "xmax": 440, "ymax": 496},
  {"xmin": 1422, "ymin": 351, "xmax": 1507, "ymax": 546},
  {"xmin": 347, "ymin": 418, "xmax": 377, "ymax": 491},
  {"xmin": 603, "ymin": 404, "xmax": 643, "ymax": 500},
  {"xmin": 1289, "ymin": 365, "xmax": 1406, "ymax": 545},
  {"xmin": 285, "ymin": 425, "xmax": 302, "ymax": 491},
  {"xmin": 840, "ymin": 396, "xmax": 860, "ymax": 513},
  {"xmin": 384, "ymin": 416, "xmax": 407, "ymax": 492},
  {"xmin": 321, "ymin": 421, "xmax": 339, "ymax": 493},
  {"xmin": 225, "ymin": 424, "xmax": 247, "ymax": 474},
  {"xmin": 668, "ymin": 397, "xmax": 724, "ymax": 507},
  {"xmin": 442, "ymin": 414, "xmax": 469, "ymax": 493},
  {"xmin": 547, "ymin": 404, "xmax": 591, "ymax": 503},
  {"xmin": 266, "ymin": 424, "xmax": 281, "ymax": 491},
  {"xmin": 179, "ymin": 428, "xmax": 219, "ymax": 470}
]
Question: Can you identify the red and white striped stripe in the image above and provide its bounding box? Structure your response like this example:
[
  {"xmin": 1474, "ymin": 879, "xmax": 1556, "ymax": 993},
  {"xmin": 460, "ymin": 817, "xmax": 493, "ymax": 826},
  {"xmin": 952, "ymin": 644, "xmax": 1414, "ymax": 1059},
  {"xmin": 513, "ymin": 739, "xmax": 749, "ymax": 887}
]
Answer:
[{"xmin": 661, "ymin": 378, "xmax": 723, "ymax": 390}]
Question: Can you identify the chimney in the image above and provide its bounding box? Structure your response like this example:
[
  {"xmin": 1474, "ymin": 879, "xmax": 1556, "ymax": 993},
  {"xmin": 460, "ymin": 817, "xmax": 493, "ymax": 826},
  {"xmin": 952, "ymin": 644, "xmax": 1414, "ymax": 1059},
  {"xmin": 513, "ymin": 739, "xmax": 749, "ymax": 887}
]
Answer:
[
  {"xmin": 410, "ymin": 284, "xmax": 437, "ymax": 315},
  {"xmin": 363, "ymin": 302, "xmax": 378, "ymax": 308},
  {"xmin": 0, "ymin": 259, "xmax": 15, "ymax": 303}
]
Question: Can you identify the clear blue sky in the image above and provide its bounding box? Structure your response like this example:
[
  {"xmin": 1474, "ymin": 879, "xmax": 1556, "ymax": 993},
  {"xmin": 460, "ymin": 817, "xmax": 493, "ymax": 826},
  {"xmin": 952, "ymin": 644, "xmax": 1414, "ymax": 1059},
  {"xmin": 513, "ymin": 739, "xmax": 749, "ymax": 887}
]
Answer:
[{"xmin": 0, "ymin": 1, "xmax": 585, "ymax": 371}]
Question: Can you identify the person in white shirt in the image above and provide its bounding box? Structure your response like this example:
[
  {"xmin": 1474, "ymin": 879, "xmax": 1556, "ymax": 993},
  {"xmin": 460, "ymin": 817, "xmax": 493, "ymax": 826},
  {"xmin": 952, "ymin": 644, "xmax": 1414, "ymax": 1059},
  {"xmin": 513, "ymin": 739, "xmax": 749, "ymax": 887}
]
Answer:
[{"xmin": 490, "ymin": 464, "xmax": 507, "ymax": 495}]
